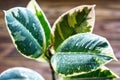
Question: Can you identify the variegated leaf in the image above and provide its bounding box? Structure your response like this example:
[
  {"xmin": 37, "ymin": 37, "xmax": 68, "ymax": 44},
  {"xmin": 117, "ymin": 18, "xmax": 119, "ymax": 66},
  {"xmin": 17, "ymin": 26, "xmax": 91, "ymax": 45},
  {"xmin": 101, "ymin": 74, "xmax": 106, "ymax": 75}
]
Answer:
[
  {"xmin": 51, "ymin": 33, "xmax": 117, "ymax": 76},
  {"xmin": 4, "ymin": 7, "xmax": 45, "ymax": 59},
  {"xmin": 52, "ymin": 5, "xmax": 95, "ymax": 50}
]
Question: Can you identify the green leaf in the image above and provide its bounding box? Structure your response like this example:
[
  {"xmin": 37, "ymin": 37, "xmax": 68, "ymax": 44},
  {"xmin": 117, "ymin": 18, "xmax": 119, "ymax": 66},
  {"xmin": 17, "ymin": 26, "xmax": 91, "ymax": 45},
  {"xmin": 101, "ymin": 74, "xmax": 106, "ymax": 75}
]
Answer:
[
  {"xmin": 63, "ymin": 66, "xmax": 119, "ymax": 80},
  {"xmin": 51, "ymin": 33, "xmax": 117, "ymax": 76},
  {"xmin": 52, "ymin": 5, "xmax": 95, "ymax": 50},
  {"xmin": 27, "ymin": 0, "xmax": 51, "ymax": 48},
  {"xmin": 0, "ymin": 67, "xmax": 45, "ymax": 80},
  {"xmin": 57, "ymin": 33, "xmax": 117, "ymax": 60},
  {"xmin": 51, "ymin": 52, "xmax": 112, "ymax": 76},
  {"xmin": 4, "ymin": 7, "xmax": 45, "ymax": 59}
]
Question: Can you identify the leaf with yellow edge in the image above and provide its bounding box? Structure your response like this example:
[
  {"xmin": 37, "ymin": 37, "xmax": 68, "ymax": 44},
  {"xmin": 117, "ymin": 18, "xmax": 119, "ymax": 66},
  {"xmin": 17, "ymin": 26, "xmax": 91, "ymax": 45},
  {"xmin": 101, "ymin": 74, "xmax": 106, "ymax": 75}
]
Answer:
[
  {"xmin": 63, "ymin": 66, "xmax": 119, "ymax": 80},
  {"xmin": 52, "ymin": 5, "xmax": 96, "ymax": 50}
]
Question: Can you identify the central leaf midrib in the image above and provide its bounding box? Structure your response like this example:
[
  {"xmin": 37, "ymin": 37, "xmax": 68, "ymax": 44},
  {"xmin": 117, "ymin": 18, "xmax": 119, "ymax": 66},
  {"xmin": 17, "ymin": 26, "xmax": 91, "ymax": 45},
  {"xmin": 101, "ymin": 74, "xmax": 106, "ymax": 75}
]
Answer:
[{"xmin": 72, "ymin": 8, "xmax": 91, "ymax": 34}]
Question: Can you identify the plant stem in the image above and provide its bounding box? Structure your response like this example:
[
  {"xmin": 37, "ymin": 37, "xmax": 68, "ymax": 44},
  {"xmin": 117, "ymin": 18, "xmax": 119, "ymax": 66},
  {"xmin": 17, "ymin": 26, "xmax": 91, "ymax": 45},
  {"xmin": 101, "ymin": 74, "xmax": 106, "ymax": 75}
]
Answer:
[
  {"xmin": 49, "ymin": 61, "xmax": 56, "ymax": 80},
  {"xmin": 46, "ymin": 45, "xmax": 56, "ymax": 80}
]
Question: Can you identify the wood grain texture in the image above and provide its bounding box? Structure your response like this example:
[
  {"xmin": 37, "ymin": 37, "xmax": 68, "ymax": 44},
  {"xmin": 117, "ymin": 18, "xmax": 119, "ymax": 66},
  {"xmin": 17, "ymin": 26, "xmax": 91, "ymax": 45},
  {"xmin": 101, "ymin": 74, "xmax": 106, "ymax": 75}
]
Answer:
[{"xmin": 0, "ymin": 0, "xmax": 120, "ymax": 80}]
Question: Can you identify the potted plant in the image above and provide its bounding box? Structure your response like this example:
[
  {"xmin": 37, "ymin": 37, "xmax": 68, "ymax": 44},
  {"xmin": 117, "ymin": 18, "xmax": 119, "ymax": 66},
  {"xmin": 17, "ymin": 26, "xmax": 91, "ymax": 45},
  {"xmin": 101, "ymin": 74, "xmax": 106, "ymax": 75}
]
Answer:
[{"xmin": 0, "ymin": 0, "xmax": 119, "ymax": 80}]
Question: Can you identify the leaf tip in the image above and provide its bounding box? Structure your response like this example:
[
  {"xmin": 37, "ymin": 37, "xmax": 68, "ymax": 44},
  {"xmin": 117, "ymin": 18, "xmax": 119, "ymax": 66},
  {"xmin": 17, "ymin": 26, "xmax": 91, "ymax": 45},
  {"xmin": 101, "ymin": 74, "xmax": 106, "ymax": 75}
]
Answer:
[
  {"xmin": 91, "ymin": 4, "xmax": 96, "ymax": 11},
  {"xmin": 3, "ymin": 10, "xmax": 6, "ymax": 13},
  {"xmin": 92, "ymin": 4, "xmax": 96, "ymax": 7}
]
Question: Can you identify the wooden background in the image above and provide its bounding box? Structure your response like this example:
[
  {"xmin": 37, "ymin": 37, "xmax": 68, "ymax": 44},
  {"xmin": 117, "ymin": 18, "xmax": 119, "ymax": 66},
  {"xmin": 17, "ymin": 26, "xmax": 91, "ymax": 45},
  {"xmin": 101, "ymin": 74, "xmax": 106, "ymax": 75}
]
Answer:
[{"xmin": 0, "ymin": 0, "xmax": 120, "ymax": 80}]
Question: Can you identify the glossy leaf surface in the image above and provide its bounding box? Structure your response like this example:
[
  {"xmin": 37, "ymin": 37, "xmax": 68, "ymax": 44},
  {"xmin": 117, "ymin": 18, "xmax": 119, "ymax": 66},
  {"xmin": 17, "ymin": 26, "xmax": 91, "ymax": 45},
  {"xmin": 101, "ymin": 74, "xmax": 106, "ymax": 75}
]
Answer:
[
  {"xmin": 0, "ymin": 67, "xmax": 45, "ymax": 80},
  {"xmin": 52, "ymin": 5, "xmax": 95, "ymax": 50},
  {"xmin": 51, "ymin": 52, "xmax": 112, "ymax": 76},
  {"xmin": 51, "ymin": 33, "xmax": 116, "ymax": 76},
  {"xmin": 27, "ymin": 0, "xmax": 51, "ymax": 48},
  {"xmin": 57, "ymin": 33, "xmax": 116, "ymax": 60},
  {"xmin": 4, "ymin": 7, "xmax": 45, "ymax": 58}
]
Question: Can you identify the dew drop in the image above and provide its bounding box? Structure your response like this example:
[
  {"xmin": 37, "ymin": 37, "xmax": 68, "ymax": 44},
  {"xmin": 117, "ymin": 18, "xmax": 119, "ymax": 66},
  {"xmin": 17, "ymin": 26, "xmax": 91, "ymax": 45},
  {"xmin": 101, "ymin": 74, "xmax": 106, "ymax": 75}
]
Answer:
[
  {"xmin": 33, "ymin": 23, "xmax": 37, "ymax": 30},
  {"xmin": 75, "ymin": 43, "xmax": 79, "ymax": 47}
]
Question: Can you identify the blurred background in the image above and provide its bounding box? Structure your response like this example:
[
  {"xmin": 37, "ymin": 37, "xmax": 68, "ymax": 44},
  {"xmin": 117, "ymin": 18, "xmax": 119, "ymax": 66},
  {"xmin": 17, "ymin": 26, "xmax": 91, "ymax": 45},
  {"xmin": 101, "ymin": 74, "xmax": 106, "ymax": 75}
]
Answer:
[{"xmin": 0, "ymin": 0, "xmax": 120, "ymax": 80}]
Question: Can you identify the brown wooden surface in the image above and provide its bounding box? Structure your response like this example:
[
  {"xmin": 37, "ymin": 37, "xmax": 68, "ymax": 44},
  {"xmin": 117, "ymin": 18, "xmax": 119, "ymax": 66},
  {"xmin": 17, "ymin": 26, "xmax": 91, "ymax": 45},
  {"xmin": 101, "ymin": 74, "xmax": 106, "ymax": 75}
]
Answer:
[{"xmin": 0, "ymin": 0, "xmax": 120, "ymax": 80}]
